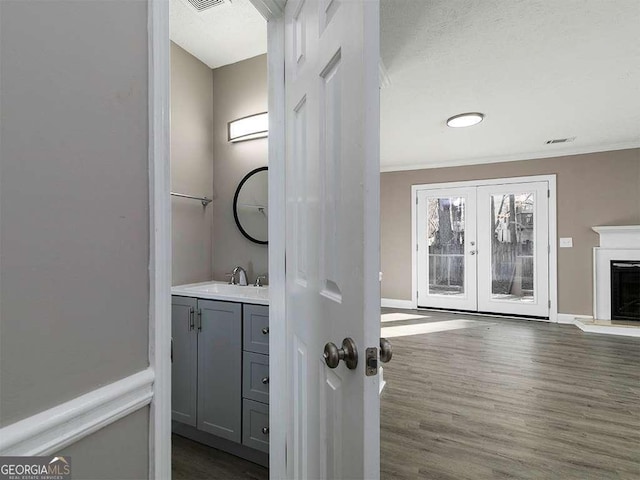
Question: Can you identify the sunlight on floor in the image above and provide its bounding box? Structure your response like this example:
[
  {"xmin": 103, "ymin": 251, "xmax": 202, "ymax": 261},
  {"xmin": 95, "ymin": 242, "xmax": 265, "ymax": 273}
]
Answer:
[
  {"xmin": 381, "ymin": 312, "xmax": 430, "ymax": 323},
  {"xmin": 381, "ymin": 319, "xmax": 495, "ymax": 338}
]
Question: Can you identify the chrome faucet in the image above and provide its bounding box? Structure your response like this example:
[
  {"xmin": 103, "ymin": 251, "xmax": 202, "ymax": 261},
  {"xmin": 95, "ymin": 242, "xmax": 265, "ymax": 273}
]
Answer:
[
  {"xmin": 230, "ymin": 266, "xmax": 248, "ymax": 286},
  {"xmin": 254, "ymin": 275, "xmax": 267, "ymax": 287}
]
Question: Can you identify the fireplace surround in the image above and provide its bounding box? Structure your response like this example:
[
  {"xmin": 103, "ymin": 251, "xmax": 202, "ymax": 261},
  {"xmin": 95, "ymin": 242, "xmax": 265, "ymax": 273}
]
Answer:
[{"xmin": 592, "ymin": 226, "xmax": 640, "ymax": 321}]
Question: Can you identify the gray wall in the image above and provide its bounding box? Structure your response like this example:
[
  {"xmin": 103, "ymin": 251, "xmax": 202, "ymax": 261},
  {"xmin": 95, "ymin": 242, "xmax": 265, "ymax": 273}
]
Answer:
[
  {"xmin": 56, "ymin": 407, "xmax": 149, "ymax": 480},
  {"xmin": 0, "ymin": 0, "xmax": 150, "ymax": 477},
  {"xmin": 171, "ymin": 42, "xmax": 214, "ymax": 286},
  {"xmin": 211, "ymin": 55, "xmax": 269, "ymax": 284},
  {"xmin": 381, "ymin": 149, "xmax": 640, "ymax": 316}
]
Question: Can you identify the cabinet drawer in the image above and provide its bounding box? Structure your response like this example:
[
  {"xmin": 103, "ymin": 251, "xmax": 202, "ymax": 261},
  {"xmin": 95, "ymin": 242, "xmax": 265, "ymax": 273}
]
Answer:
[
  {"xmin": 242, "ymin": 352, "xmax": 269, "ymax": 404},
  {"xmin": 243, "ymin": 304, "xmax": 269, "ymax": 355},
  {"xmin": 242, "ymin": 399, "xmax": 269, "ymax": 453}
]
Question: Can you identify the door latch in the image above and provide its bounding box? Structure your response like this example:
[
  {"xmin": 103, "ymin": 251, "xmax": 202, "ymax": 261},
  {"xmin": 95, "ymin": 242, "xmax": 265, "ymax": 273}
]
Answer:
[
  {"xmin": 365, "ymin": 347, "xmax": 378, "ymax": 376},
  {"xmin": 366, "ymin": 338, "xmax": 393, "ymax": 376}
]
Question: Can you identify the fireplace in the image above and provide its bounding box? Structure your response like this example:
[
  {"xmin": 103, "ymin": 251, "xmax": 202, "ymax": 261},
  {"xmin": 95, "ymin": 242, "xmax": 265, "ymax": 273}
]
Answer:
[
  {"xmin": 592, "ymin": 226, "xmax": 640, "ymax": 320},
  {"xmin": 611, "ymin": 261, "xmax": 640, "ymax": 320}
]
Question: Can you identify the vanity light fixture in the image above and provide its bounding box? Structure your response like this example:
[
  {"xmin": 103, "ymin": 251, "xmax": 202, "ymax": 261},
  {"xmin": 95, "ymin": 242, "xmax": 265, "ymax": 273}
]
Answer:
[
  {"xmin": 446, "ymin": 112, "xmax": 484, "ymax": 128},
  {"xmin": 228, "ymin": 112, "xmax": 268, "ymax": 142}
]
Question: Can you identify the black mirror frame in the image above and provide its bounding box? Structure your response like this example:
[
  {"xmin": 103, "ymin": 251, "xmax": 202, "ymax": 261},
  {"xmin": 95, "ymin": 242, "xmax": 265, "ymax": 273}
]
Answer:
[{"xmin": 233, "ymin": 166, "xmax": 268, "ymax": 245}]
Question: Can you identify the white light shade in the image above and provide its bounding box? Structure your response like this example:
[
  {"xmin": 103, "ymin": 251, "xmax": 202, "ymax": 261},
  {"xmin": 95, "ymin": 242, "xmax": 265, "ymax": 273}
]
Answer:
[
  {"xmin": 446, "ymin": 112, "xmax": 484, "ymax": 128},
  {"xmin": 228, "ymin": 112, "xmax": 268, "ymax": 142}
]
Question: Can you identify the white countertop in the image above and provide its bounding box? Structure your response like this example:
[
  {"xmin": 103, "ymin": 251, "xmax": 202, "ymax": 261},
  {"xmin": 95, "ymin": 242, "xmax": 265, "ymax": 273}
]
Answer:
[{"xmin": 172, "ymin": 281, "xmax": 269, "ymax": 306}]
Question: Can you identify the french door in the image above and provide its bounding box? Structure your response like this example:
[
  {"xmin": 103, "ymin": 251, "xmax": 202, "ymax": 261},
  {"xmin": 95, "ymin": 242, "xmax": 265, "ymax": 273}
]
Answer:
[{"xmin": 417, "ymin": 180, "xmax": 550, "ymax": 318}]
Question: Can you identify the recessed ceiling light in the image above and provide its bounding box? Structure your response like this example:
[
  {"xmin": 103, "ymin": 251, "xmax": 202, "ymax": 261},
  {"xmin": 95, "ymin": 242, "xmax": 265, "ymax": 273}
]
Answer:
[{"xmin": 446, "ymin": 112, "xmax": 484, "ymax": 128}]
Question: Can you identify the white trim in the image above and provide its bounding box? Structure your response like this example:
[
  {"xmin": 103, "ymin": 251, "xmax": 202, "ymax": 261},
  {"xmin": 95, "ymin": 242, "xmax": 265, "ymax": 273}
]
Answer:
[
  {"xmin": 557, "ymin": 313, "xmax": 593, "ymax": 324},
  {"xmin": 410, "ymin": 175, "xmax": 558, "ymax": 322},
  {"xmin": 381, "ymin": 298, "xmax": 415, "ymax": 310},
  {"xmin": 250, "ymin": 0, "xmax": 285, "ymax": 20},
  {"xmin": 380, "ymin": 141, "xmax": 640, "ymax": 173},
  {"xmin": 148, "ymin": 1, "xmax": 172, "ymax": 479},
  {"xmin": 264, "ymin": 11, "xmax": 287, "ymax": 480},
  {"xmin": 411, "ymin": 175, "xmax": 557, "ymax": 191},
  {"xmin": 574, "ymin": 319, "xmax": 640, "ymax": 338},
  {"xmin": 378, "ymin": 59, "xmax": 391, "ymax": 89},
  {"xmin": 547, "ymin": 175, "xmax": 558, "ymax": 323},
  {"xmin": 0, "ymin": 369, "xmax": 154, "ymax": 456}
]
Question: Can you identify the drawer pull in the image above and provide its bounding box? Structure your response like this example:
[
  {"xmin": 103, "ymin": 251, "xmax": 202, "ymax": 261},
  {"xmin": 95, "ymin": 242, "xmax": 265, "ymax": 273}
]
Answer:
[
  {"xmin": 261, "ymin": 327, "xmax": 269, "ymax": 335},
  {"xmin": 261, "ymin": 376, "xmax": 269, "ymax": 385},
  {"xmin": 262, "ymin": 427, "xmax": 269, "ymax": 435}
]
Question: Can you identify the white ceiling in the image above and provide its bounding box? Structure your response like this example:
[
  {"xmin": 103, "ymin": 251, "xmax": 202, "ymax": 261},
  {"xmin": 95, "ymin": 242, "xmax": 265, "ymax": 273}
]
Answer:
[
  {"xmin": 170, "ymin": 0, "xmax": 266, "ymax": 69},
  {"xmin": 380, "ymin": 0, "xmax": 640, "ymax": 171}
]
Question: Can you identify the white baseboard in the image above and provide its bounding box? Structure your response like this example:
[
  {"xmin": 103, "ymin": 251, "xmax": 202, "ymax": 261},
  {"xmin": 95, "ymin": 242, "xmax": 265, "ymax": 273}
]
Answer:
[
  {"xmin": 0, "ymin": 368, "xmax": 154, "ymax": 456},
  {"xmin": 557, "ymin": 313, "xmax": 594, "ymax": 324},
  {"xmin": 381, "ymin": 298, "xmax": 414, "ymax": 309}
]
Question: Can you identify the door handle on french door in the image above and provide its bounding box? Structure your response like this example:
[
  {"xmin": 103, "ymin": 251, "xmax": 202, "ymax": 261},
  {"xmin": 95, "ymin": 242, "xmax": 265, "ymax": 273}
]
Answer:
[
  {"xmin": 469, "ymin": 250, "xmax": 477, "ymax": 255},
  {"xmin": 323, "ymin": 337, "xmax": 358, "ymax": 370},
  {"xmin": 380, "ymin": 338, "xmax": 393, "ymax": 363}
]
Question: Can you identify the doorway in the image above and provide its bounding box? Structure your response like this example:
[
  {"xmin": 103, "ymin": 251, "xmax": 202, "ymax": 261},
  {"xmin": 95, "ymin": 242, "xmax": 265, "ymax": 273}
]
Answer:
[{"xmin": 413, "ymin": 176, "xmax": 556, "ymax": 319}]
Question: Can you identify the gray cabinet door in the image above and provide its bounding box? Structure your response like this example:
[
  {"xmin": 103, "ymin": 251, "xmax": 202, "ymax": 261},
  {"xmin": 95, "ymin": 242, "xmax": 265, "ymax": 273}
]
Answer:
[
  {"xmin": 242, "ymin": 352, "xmax": 270, "ymax": 404},
  {"xmin": 242, "ymin": 399, "xmax": 270, "ymax": 453},
  {"xmin": 243, "ymin": 304, "xmax": 270, "ymax": 355},
  {"xmin": 197, "ymin": 299, "xmax": 242, "ymax": 442},
  {"xmin": 171, "ymin": 296, "xmax": 198, "ymax": 426}
]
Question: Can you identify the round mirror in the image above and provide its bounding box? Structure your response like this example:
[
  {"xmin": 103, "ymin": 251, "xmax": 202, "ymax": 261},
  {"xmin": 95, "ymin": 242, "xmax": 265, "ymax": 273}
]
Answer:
[{"xmin": 233, "ymin": 167, "xmax": 268, "ymax": 245}]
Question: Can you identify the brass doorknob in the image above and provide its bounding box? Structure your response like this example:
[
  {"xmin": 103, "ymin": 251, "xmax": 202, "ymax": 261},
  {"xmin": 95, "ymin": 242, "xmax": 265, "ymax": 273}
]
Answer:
[
  {"xmin": 323, "ymin": 337, "xmax": 358, "ymax": 370},
  {"xmin": 380, "ymin": 338, "xmax": 393, "ymax": 363}
]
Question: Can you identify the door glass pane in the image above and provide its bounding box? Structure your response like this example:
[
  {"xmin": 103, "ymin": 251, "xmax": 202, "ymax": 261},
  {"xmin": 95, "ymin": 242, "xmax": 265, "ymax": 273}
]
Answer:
[
  {"xmin": 427, "ymin": 197, "xmax": 465, "ymax": 296},
  {"xmin": 490, "ymin": 192, "xmax": 535, "ymax": 302}
]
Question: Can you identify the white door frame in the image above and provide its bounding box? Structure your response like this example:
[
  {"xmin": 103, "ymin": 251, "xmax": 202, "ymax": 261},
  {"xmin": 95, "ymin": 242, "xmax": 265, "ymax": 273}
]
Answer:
[
  {"xmin": 147, "ymin": 1, "xmax": 287, "ymax": 478},
  {"xmin": 411, "ymin": 175, "xmax": 558, "ymax": 322}
]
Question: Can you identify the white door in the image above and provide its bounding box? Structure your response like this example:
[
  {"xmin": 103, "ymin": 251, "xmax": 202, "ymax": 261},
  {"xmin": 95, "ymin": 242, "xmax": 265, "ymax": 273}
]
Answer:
[
  {"xmin": 417, "ymin": 187, "xmax": 477, "ymax": 311},
  {"xmin": 284, "ymin": 0, "xmax": 381, "ymax": 479},
  {"xmin": 416, "ymin": 181, "xmax": 550, "ymax": 318},
  {"xmin": 477, "ymin": 182, "xmax": 549, "ymax": 317}
]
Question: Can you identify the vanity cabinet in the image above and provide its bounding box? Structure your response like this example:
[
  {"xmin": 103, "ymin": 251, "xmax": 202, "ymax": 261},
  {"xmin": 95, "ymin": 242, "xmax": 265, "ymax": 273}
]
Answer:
[
  {"xmin": 171, "ymin": 295, "xmax": 269, "ymax": 460},
  {"xmin": 241, "ymin": 304, "xmax": 270, "ymax": 453},
  {"xmin": 197, "ymin": 300, "xmax": 242, "ymax": 442},
  {"xmin": 171, "ymin": 296, "xmax": 198, "ymax": 427}
]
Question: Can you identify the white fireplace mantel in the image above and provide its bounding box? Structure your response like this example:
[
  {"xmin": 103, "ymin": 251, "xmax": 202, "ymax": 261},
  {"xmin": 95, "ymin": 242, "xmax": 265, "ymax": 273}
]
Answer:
[
  {"xmin": 592, "ymin": 225, "xmax": 640, "ymax": 320},
  {"xmin": 592, "ymin": 225, "xmax": 640, "ymax": 248}
]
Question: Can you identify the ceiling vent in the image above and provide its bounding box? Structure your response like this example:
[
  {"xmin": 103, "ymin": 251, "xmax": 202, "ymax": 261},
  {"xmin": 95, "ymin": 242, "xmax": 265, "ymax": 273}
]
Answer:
[
  {"xmin": 186, "ymin": 0, "xmax": 224, "ymax": 12},
  {"xmin": 545, "ymin": 137, "xmax": 576, "ymax": 145}
]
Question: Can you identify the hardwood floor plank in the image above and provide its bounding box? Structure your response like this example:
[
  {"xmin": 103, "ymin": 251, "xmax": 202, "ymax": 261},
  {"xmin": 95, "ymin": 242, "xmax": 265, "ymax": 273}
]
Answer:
[{"xmin": 381, "ymin": 310, "xmax": 640, "ymax": 480}]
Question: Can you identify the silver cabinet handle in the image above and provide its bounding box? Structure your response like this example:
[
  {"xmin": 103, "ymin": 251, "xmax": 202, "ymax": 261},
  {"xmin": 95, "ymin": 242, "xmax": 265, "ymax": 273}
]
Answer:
[
  {"xmin": 189, "ymin": 306, "xmax": 195, "ymax": 331},
  {"xmin": 262, "ymin": 427, "xmax": 269, "ymax": 435},
  {"xmin": 323, "ymin": 337, "xmax": 358, "ymax": 370},
  {"xmin": 261, "ymin": 377, "xmax": 269, "ymax": 385},
  {"xmin": 262, "ymin": 327, "xmax": 269, "ymax": 335},
  {"xmin": 380, "ymin": 338, "xmax": 393, "ymax": 363}
]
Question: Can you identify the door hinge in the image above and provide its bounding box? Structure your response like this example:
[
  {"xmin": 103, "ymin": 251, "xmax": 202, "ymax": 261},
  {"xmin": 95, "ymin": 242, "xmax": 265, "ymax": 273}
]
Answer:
[
  {"xmin": 548, "ymin": 245, "xmax": 551, "ymax": 253},
  {"xmin": 189, "ymin": 306, "xmax": 195, "ymax": 331},
  {"xmin": 548, "ymin": 189, "xmax": 550, "ymax": 198},
  {"xmin": 416, "ymin": 243, "xmax": 419, "ymax": 251},
  {"xmin": 416, "ymin": 196, "xmax": 418, "ymax": 205},
  {"xmin": 548, "ymin": 300, "xmax": 551, "ymax": 309}
]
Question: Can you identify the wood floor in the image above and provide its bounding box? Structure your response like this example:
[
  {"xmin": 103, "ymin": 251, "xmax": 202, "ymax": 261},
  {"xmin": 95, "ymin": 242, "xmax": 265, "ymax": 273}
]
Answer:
[
  {"xmin": 172, "ymin": 434, "xmax": 268, "ymax": 480},
  {"xmin": 172, "ymin": 310, "xmax": 639, "ymax": 479},
  {"xmin": 380, "ymin": 309, "xmax": 640, "ymax": 480}
]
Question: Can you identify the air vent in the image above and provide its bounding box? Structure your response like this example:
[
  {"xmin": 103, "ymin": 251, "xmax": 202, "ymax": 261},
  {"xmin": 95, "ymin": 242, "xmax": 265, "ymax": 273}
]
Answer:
[
  {"xmin": 186, "ymin": 0, "xmax": 224, "ymax": 12},
  {"xmin": 545, "ymin": 137, "xmax": 576, "ymax": 145}
]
